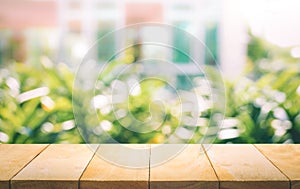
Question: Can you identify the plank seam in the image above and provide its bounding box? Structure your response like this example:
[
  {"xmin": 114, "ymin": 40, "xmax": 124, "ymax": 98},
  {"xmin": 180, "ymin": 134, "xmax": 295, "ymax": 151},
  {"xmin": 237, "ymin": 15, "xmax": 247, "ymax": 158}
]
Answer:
[
  {"xmin": 253, "ymin": 144, "xmax": 291, "ymax": 189},
  {"xmin": 148, "ymin": 145, "xmax": 151, "ymax": 189},
  {"xmin": 201, "ymin": 144, "xmax": 220, "ymax": 189},
  {"xmin": 78, "ymin": 144, "xmax": 100, "ymax": 189},
  {"xmin": 9, "ymin": 144, "xmax": 50, "ymax": 189}
]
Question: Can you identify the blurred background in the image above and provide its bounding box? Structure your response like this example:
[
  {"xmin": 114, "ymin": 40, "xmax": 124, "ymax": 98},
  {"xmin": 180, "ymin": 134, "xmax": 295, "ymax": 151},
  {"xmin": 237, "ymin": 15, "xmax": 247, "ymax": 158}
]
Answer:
[{"xmin": 0, "ymin": 0, "xmax": 299, "ymax": 144}]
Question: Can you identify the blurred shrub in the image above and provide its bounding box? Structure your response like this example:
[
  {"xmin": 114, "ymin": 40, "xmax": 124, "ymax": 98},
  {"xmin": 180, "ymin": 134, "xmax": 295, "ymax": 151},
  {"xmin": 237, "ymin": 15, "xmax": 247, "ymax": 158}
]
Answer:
[
  {"xmin": 0, "ymin": 58, "xmax": 82, "ymax": 143},
  {"xmin": 73, "ymin": 60, "xmax": 214, "ymax": 144},
  {"xmin": 217, "ymin": 68, "xmax": 300, "ymax": 143},
  {"xmin": 216, "ymin": 33, "xmax": 300, "ymax": 143},
  {"xmin": 0, "ymin": 34, "xmax": 299, "ymax": 144}
]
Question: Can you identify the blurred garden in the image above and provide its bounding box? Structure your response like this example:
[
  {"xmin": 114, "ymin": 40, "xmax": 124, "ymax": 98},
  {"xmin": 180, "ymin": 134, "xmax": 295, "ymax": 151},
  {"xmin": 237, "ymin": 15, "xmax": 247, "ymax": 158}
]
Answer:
[{"xmin": 0, "ymin": 0, "xmax": 299, "ymax": 144}]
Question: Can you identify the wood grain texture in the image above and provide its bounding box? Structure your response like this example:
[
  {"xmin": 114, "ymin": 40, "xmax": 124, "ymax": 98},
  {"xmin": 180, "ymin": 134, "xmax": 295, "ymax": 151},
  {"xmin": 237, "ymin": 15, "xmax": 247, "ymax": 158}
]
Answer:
[
  {"xmin": 80, "ymin": 144, "xmax": 150, "ymax": 189},
  {"xmin": 205, "ymin": 144, "xmax": 289, "ymax": 189},
  {"xmin": 0, "ymin": 144, "xmax": 47, "ymax": 189},
  {"xmin": 11, "ymin": 144, "xmax": 97, "ymax": 189},
  {"xmin": 255, "ymin": 144, "xmax": 300, "ymax": 189},
  {"xmin": 150, "ymin": 144, "xmax": 218, "ymax": 189},
  {"xmin": 1, "ymin": 144, "xmax": 299, "ymax": 189}
]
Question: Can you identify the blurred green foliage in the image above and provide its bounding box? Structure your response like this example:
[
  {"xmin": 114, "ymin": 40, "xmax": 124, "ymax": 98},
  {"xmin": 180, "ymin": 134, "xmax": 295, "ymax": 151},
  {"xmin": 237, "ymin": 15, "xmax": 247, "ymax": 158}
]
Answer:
[
  {"xmin": 219, "ymin": 68, "xmax": 300, "ymax": 143},
  {"xmin": 217, "ymin": 33, "xmax": 300, "ymax": 143},
  {"xmin": 0, "ymin": 59, "xmax": 82, "ymax": 143},
  {"xmin": 0, "ymin": 33, "xmax": 299, "ymax": 144},
  {"xmin": 73, "ymin": 60, "xmax": 212, "ymax": 144}
]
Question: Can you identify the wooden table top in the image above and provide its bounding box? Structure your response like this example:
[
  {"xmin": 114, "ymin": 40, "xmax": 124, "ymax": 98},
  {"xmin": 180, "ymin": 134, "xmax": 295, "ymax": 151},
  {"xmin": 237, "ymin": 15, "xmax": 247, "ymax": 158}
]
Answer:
[{"xmin": 0, "ymin": 144, "xmax": 299, "ymax": 189}]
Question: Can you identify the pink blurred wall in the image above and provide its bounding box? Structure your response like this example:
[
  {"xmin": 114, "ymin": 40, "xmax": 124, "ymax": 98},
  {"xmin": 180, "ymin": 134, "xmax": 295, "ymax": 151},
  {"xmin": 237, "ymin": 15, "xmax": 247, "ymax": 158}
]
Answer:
[
  {"xmin": 125, "ymin": 2, "xmax": 163, "ymax": 25},
  {"xmin": 0, "ymin": 0, "xmax": 57, "ymax": 29}
]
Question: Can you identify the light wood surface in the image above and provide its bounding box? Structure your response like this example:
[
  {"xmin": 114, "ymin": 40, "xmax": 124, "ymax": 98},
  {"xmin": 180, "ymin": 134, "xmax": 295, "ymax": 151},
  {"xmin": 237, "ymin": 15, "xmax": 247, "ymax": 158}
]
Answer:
[
  {"xmin": 0, "ymin": 144, "xmax": 298, "ymax": 189},
  {"xmin": 80, "ymin": 144, "xmax": 150, "ymax": 189},
  {"xmin": 205, "ymin": 144, "xmax": 290, "ymax": 189},
  {"xmin": 150, "ymin": 144, "xmax": 218, "ymax": 189},
  {"xmin": 11, "ymin": 144, "xmax": 98, "ymax": 189},
  {"xmin": 255, "ymin": 144, "xmax": 300, "ymax": 189},
  {"xmin": 0, "ymin": 144, "xmax": 47, "ymax": 189}
]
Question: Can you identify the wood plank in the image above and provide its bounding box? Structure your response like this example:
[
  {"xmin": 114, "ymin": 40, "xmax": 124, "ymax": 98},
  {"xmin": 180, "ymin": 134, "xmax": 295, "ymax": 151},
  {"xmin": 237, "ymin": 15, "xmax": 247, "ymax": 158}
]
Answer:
[
  {"xmin": 205, "ymin": 144, "xmax": 289, "ymax": 189},
  {"xmin": 80, "ymin": 144, "xmax": 150, "ymax": 189},
  {"xmin": 0, "ymin": 144, "xmax": 47, "ymax": 189},
  {"xmin": 11, "ymin": 144, "xmax": 98, "ymax": 189},
  {"xmin": 255, "ymin": 144, "xmax": 300, "ymax": 189},
  {"xmin": 150, "ymin": 144, "xmax": 218, "ymax": 189}
]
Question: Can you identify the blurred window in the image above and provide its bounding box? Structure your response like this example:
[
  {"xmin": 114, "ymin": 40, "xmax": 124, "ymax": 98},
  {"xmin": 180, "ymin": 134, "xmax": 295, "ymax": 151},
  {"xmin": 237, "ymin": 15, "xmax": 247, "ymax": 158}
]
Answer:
[
  {"xmin": 204, "ymin": 23, "xmax": 218, "ymax": 65},
  {"xmin": 172, "ymin": 21, "xmax": 191, "ymax": 64},
  {"xmin": 97, "ymin": 23, "xmax": 116, "ymax": 62}
]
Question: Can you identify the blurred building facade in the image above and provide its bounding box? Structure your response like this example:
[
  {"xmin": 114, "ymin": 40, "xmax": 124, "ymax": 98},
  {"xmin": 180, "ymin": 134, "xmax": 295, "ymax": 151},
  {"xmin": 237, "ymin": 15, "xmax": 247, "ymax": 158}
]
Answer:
[{"xmin": 0, "ymin": 0, "xmax": 248, "ymax": 79}]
